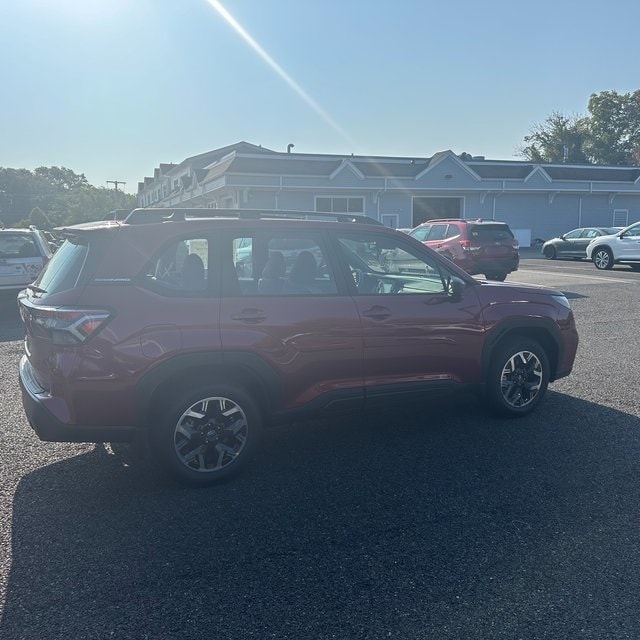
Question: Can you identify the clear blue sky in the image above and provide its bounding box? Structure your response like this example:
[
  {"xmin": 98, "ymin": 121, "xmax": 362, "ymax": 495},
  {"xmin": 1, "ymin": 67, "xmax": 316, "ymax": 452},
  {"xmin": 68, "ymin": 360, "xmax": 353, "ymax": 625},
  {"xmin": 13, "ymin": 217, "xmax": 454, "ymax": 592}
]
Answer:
[{"xmin": 1, "ymin": 0, "xmax": 639, "ymax": 194}]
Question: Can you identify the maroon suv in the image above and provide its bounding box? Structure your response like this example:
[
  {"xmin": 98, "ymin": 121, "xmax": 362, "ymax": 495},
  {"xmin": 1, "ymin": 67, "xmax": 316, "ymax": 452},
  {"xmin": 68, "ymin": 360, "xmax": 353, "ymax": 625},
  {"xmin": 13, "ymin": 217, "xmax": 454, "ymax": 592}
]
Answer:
[
  {"xmin": 410, "ymin": 218, "xmax": 519, "ymax": 281},
  {"xmin": 18, "ymin": 209, "xmax": 578, "ymax": 486}
]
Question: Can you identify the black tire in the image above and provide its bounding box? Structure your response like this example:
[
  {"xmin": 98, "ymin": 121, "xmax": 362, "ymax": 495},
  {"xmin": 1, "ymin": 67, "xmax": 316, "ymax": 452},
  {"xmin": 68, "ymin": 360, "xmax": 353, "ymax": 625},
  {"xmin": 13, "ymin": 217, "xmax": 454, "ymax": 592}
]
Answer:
[
  {"xmin": 486, "ymin": 338, "xmax": 550, "ymax": 417},
  {"xmin": 592, "ymin": 247, "xmax": 614, "ymax": 270},
  {"xmin": 151, "ymin": 382, "xmax": 262, "ymax": 487},
  {"xmin": 543, "ymin": 246, "xmax": 556, "ymax": 260},
  {"xmin": 485, "ymin": 273, "xmax": 507, "ymax": 281}
]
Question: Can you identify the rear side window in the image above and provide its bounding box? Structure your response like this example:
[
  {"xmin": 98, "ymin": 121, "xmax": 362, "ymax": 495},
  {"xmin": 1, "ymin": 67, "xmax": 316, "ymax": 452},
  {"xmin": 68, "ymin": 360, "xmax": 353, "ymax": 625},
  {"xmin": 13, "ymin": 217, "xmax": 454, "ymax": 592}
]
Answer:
[
  {"xmin": 142, "ymin": 237, "xmax": 210, "ymax": 296},
  {"xmin": 469, "ymin": 224, "xmax": 514, "ymax": 241},
  {"xmin": 34, "ymin": 238, "xmax": 88, "ymax": 294}
]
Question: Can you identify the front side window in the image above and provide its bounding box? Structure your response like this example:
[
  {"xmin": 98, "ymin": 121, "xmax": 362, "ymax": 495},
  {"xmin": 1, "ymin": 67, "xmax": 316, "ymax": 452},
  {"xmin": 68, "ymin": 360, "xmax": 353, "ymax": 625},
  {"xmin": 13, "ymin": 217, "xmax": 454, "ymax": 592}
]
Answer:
[
  {"xmin": 623, "ymin": 223, "xmax": 640, "ymax": 238},
  {"xmin": 143, "ymin": 237, "xmax": 209, "ymax": 295},
  {"xmin": 410, "ymin": 226, "xmax": 430, "ymax": 241},
  {"xmin": 336, "ymin": 232, "xmax": 453, "ymax": 296}
]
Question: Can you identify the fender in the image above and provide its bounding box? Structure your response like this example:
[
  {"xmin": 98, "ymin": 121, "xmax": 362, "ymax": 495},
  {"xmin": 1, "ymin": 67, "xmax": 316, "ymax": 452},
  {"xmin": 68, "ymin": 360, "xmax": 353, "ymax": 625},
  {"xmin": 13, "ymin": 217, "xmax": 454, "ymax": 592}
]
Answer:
[
  {"xmin": 481, "ymin": 316, "xmax": 563, "ymax": 380},
  {"xmin": 135, "ymin": 350, "xmax": 282, "ymax": 423}
]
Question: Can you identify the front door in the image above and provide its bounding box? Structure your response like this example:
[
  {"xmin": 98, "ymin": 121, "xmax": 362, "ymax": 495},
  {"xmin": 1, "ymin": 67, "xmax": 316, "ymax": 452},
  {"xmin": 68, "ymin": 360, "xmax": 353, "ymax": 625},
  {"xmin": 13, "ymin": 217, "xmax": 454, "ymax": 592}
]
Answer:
[
  {"xmin": 615, "ymin": 222, "xmax": 640, "ymax": 260},
  {"xmin": 332, "ymin": 230, "xmax": 486, "ymax": 402}
]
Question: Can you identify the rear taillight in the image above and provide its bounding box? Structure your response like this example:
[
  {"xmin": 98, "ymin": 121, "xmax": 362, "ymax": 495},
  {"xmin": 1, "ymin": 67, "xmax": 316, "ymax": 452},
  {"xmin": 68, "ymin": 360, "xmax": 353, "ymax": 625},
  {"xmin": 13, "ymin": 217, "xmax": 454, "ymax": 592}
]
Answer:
[{"xmin": 29, "ymin": 306, "xmax": 112, "ymax": 345}]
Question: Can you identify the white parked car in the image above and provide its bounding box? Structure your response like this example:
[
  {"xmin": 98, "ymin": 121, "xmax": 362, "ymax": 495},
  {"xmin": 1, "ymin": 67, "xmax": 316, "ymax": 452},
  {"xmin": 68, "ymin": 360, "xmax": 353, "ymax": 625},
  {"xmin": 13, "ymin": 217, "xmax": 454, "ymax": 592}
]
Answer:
[
  {"xmin": 586, "ymin": 221, "xmax": 640, "ymax": 270},
  {"xmin": 0, "ymin": 227, "xmax": 53, "ymax": 291}
]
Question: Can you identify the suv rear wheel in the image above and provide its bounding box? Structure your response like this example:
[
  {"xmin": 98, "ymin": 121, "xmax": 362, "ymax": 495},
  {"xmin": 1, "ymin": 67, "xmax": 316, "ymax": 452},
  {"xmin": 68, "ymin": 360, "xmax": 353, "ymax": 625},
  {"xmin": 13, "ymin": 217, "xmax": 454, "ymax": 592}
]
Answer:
[
  {"xmin": 152, "ymin": 382, "xmax": 262, "ymax": 486},
  {"xmin": 485, "ymin": 272, "xmax": 507, "ymax": 281},
  {"xmin": 486, "ymin": 338, "xmax": 550, "ymax": 417}
]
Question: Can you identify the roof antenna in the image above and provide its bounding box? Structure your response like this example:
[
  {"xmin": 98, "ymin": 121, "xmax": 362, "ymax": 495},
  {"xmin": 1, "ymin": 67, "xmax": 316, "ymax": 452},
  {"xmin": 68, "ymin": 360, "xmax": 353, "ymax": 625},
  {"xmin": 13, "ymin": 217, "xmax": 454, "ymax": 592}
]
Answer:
[{"xmin": 287, "ymin": 143, "xmax": 295, "ymax": 153}]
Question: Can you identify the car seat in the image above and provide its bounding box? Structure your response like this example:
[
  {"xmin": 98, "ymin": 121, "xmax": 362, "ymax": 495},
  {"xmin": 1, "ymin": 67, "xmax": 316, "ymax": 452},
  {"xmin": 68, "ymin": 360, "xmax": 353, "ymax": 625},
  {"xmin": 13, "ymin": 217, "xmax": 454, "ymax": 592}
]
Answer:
[
  {"xmin": 181, "ymin": 253, "xmax": 206, "ymax": 291},
  {"xmin": 284, "ymin": 250, "xmax": 317, "ymax": 294},
  {"xmin": 258, "ymin": 251, "xmax": 286, "ymax": 294}
]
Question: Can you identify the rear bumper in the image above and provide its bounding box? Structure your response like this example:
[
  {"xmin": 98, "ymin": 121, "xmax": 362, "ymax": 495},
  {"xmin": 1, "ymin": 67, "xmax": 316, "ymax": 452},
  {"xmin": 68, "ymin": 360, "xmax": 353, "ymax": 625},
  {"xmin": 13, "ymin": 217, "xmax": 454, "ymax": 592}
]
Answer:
[
  {"xmin": 19, "ymin": 356, "xmax": 142, "ymax": 443},
  {"xmin": 454, "ymin": 253, "xmax": 519, "ymax": 276}
]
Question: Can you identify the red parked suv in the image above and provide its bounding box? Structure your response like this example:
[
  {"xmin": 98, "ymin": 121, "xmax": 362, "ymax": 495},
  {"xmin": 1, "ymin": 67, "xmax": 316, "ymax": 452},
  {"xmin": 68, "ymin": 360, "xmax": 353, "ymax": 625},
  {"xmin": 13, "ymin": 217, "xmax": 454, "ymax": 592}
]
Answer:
[
  {"xmin": 409, "ymin": 218, "xmax": 519, "ymax": 281},
  {"xmin": 18, "ymin": 209, "xmax": 578, "ymax": 486}
]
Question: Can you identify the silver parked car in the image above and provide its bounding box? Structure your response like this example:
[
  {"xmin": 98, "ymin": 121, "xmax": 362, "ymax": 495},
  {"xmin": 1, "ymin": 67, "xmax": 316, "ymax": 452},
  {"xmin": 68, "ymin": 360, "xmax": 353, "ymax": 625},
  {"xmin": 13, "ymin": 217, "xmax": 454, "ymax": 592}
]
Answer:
[
  {"xmin": 0, "ymin": 227, "xmax": 53, "ymax": 292},
  {"xmin": 541, "ymin": 227, "xmax": 621, "ymax": 260}
]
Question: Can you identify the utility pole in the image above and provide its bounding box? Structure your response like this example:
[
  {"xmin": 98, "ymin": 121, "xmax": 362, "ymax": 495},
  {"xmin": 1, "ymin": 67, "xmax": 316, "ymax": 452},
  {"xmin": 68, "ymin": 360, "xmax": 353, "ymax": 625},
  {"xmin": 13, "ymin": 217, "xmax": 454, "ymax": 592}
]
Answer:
[{"xmin": 107, "ymin": 180, "xmax": 126, "ymax": 191}]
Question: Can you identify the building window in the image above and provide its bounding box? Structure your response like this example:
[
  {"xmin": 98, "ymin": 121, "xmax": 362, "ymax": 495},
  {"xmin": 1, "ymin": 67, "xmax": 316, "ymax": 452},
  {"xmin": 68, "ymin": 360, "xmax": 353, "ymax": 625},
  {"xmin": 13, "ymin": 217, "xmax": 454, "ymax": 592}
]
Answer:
[
  {"xmin": 315, "ymin": 196, "xmax": 364, "ymax": 214},
  {"xmin": 381, "ymin": 214, "xmax": 399, "ymax": 228},
  {"xmin": 613, "ymin": 209, "xmax": 629, "ymax": 227}
]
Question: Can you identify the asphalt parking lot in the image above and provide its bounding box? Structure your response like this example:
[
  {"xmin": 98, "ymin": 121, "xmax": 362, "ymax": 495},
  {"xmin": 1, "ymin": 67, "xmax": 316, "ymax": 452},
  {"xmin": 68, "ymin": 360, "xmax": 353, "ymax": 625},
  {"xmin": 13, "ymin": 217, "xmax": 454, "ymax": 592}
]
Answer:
[{"xmin": 0, "ymin": 257, "xmax": 639, "ymax": 639}]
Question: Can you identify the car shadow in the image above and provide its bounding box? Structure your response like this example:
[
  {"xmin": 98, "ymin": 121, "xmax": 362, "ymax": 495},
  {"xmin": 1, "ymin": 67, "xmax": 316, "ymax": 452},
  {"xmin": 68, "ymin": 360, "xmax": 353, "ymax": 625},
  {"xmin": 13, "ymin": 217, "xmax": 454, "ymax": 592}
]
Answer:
[{"xmin": 2, "ymin": 392, "xmax": 640, "ymax": 639}]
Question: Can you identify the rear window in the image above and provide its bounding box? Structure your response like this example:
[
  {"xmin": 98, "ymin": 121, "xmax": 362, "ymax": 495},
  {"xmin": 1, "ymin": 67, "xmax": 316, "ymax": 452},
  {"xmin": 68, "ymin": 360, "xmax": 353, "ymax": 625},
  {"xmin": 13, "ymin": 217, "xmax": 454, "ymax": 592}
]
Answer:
[
  {"xmin": 0, "ymin": 233, "xmax": 38, "ymax": 259},
  {"xmin": 468, "ymin": 224, "xmax": 514, "ymax": 241},
  {"xmin": 34, "ymin": 238, "xmax": 88, "ymax": 294}
]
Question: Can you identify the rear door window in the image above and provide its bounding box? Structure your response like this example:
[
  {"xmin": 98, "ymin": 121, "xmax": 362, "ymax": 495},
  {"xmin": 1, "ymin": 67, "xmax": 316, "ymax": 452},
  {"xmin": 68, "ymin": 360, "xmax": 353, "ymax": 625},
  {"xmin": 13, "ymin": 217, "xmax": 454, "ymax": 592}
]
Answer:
[{"xmin": 426, "ymin": 225, "xmax": 447, "ymax": 241}]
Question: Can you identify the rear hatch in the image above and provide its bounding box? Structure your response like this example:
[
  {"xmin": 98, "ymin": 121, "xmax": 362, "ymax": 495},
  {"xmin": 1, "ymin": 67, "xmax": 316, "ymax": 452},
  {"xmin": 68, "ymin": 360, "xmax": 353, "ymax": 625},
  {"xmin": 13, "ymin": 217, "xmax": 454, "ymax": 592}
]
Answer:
[
  {"xmin": 18, "ymin": 230, "xmax": 110, "ymax": 391},
  {"xmin": 467, "ymin": 223, "xmax": 518, "ymax": 260}
]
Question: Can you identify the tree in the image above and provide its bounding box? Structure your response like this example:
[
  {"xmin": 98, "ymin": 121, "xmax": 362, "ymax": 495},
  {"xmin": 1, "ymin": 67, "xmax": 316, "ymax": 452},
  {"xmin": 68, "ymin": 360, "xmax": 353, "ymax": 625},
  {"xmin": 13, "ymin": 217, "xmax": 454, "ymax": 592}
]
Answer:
[
  {"xmin": 519, "ymin": 89, "xmax": 640, "ymax": 166},
  {"xmin": 0, "ymin": 166, "xmax": 136, "ymax": 227},
  {"xmin": 519, "ymin": 112, "xmax": 589, "ymax": 164},
  {"xmin": 28, "ymin": 206, "xmax": 53, "ymax": 230},
  {"xmin": 583, "ymin": 90, "xmax": 640, "ymax": 165},
  {"xmin": 33, "ymin": 166, "xmax": 89, "ymax": 191}
]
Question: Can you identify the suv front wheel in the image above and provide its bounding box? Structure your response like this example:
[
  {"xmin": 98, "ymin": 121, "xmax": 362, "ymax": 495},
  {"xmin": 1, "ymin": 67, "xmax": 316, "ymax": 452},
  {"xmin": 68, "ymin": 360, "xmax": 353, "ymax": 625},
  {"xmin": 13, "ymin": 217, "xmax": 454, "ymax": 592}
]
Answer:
[
  {"xmin": 592, "ymin": 247, "xmax": 614, "ymax": 270},
  {"xmin": 486, "ymin": 338, "xmax": 550, "ymax": 417},
  {"xmin": 152, "ymin": 382, "xmax": 262, "ymax": 486}
]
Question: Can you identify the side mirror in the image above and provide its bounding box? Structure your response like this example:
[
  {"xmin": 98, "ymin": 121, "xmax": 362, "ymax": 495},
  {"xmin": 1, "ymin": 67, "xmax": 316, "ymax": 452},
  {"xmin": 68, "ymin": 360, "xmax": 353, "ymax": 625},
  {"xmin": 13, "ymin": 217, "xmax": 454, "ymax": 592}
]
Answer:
[{"xmin": 446, "ymin": 276, "xmax": 465, "ymax": 300}]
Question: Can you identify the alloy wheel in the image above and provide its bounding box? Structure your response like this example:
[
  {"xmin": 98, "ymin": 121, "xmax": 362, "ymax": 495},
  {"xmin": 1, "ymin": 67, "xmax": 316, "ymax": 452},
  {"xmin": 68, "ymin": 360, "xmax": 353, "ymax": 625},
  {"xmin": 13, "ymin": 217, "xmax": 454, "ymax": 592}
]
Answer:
[
  {"xmin": 500, "ymin": 350, "xmax": 543, "ymax": 409},
  {"xmin": 173, "ymin": 396, "xmax": 248, "ymax": 473}
]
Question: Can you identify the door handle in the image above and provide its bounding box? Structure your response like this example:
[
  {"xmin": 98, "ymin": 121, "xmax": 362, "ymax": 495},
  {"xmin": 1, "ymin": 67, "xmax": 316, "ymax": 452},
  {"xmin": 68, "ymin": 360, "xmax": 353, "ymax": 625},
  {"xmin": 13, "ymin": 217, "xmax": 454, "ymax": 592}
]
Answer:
[
  {"xmin": 362, "ymin": 306, "xmax": 392, "ymax": 320},
  {"xmin": 231, "ymin": 308, "xmax": 268, "ymax": 323}
]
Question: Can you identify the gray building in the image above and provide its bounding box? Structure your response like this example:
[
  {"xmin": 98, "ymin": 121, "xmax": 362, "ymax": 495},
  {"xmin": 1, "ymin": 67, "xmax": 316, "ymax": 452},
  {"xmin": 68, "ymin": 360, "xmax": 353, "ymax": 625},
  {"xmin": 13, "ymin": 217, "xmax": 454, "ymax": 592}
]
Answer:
[{"xmin": 137, "ymin": 141, "xmax": 640, "ymax": 246}]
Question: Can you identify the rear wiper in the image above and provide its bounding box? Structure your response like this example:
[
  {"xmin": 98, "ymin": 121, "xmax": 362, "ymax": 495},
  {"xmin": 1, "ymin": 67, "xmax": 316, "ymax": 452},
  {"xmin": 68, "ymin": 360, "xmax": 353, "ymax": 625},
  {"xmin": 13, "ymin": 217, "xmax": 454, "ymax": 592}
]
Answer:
[{"xmin": 27, "ymin": 284, "xmax": 47, "ymax": 294}]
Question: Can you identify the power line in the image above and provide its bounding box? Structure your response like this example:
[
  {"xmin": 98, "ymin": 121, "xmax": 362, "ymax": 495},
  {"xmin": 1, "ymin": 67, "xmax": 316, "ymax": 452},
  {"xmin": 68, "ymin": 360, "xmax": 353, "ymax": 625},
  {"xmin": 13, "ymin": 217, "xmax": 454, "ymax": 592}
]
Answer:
[{"xmin": 107, "ymin": 180, "xmax": 126, "ymax": 191}]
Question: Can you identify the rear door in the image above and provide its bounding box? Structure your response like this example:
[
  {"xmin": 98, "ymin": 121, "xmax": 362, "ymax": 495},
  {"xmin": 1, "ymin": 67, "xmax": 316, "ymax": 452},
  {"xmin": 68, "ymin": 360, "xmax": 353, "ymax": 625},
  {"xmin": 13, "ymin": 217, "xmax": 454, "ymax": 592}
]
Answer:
[{"xmin": 219, "ymin": 229, "xmax": 364, "ymax": 412}]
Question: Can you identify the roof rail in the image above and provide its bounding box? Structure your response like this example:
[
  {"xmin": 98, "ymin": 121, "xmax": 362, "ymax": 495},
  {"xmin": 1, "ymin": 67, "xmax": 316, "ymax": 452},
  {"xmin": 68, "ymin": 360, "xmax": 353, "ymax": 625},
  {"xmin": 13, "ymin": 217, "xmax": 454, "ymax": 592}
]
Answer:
[{"xmin": 124, "ymin": 207, "xmax": 382, "ymax": 226}]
